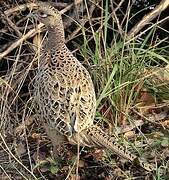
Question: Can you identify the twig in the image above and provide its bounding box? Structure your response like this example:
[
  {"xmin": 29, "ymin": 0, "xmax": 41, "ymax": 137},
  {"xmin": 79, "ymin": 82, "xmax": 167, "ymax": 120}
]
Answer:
[
  {"xmin": 121, "ymin": 0, "xmax": 131, "ymax": 28},
  {"xmin": 132, "ymin": 108, "xmax": 168, "ymax": 125},
  {"xmin": 4, "ymin": 3, "xmax": 37, "ymax": 16},
  {"xmin": 0, "ymin": 23, "xmax": 44, "ymax": 60},
  {"xmin": 60, "ymin": 0, "xmax": 83, "ymax": 14},
  {"xmin": 1, "ymin": 12, "xmax": 22, "ymax": 37},
  {"xmin": 1, "ymin": 1, "xmax": 84, "ymax": 60},
  {"xmin": 127, "ymin": 0, "xmax": 169, "ymax": 40},
  {"xmin": 116, "ymin": 120, "xmax": 144, "ymax": 134},
  {"xmin": 0, "ymin": 133, "xmax": 37, "ymax": 179},
  {"xmin": 84, "ymin": 0, "xmax": 97, "ymax": 42},
  {"xmin": 126, "ymin": 16, "xmax": 169, "ymax": 43},
  {"xmin": 110, "ymin": 1, "xmax": 124, "ymax": 38},
  {"xmin": 4, "ymin": 2, "xmax": 69, "ymax": 16},
  {"xmin": 116, "ymin": 109, "xmax": 168, "ymax": 135}
]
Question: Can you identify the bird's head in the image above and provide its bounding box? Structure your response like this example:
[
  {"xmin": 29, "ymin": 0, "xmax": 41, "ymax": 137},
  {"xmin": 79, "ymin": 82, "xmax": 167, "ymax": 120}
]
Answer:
[{"xmin": 30, "ymin": 2, "xmax": 62, "ymax": 27}]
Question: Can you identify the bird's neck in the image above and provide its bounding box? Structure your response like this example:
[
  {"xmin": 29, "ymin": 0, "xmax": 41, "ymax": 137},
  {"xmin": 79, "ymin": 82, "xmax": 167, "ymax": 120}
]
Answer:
[{"xmin": 47, "ymin": 25, "xmax": 65, "ymax": 50}]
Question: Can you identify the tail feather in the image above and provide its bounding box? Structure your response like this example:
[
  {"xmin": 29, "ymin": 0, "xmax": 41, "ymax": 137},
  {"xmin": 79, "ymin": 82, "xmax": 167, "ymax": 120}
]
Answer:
[{"xmin": 85, "ymin": 125, "xmax": 154, "ymax": 172}]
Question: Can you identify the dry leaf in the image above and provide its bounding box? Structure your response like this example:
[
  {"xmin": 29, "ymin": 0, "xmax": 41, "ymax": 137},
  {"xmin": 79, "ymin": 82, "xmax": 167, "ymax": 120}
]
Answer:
[
  {"xmin": 124, "ymin": 131, "xmax": 136, "ymax": 139},
  {"xmin": 15, "ymin": 141, "xmax": 26, "ymax": 157},
  {"xmin": 78, "ymin": 160, "xmax": 85, "ymax": 168},
  {"xmin": 91, "ymin": 149, "xmax": 105, "ymax": 161}
]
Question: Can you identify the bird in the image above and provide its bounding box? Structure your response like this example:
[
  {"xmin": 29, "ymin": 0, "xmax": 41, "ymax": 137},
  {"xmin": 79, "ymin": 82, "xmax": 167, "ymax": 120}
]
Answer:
[{"xmin": 30, "ymin": 2, "xmax": 154, "ymax": 172}]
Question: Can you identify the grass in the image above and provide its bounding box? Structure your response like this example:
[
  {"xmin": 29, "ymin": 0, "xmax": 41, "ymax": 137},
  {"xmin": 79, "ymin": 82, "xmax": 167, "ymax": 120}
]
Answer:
[
  {"xmin": 79, "ymin": 2, "xmax": 169, "ymax": 179},
  {"xmin": 0, "ymin": 0, "xmax": 169, "ymax": 179}
]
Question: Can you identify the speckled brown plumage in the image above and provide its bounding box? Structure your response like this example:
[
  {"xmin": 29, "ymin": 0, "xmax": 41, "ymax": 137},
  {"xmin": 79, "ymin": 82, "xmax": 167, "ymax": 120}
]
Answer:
[{"xmin": 32, "ymin": 2, "xmax": 154, "ymax": 172}]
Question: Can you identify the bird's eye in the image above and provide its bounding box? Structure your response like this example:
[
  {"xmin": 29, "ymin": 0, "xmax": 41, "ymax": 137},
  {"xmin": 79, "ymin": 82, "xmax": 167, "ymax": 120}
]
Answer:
[{"xmin": 39, "ymin": 11, "xmax": 48, "ymax": 18}]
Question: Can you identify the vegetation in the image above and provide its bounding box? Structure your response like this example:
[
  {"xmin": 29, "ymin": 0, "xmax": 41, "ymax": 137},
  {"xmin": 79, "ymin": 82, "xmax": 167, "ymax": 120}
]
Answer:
[{"xmin": 0, "ymin": 0, "xmax": 169, "ymax": 179}]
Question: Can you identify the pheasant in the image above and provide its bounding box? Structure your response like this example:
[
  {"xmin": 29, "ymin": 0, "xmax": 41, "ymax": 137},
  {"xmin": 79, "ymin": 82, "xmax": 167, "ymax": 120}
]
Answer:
[{"xmin": 31, "ymin": 2, "xmax": 154, "ymax": 171}]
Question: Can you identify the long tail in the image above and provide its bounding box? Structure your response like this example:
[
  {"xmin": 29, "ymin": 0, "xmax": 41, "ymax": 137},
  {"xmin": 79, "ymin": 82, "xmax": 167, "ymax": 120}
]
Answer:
[{"xmin": 83, "ymin": 125, "xmax": 154, "ymax": 172}]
